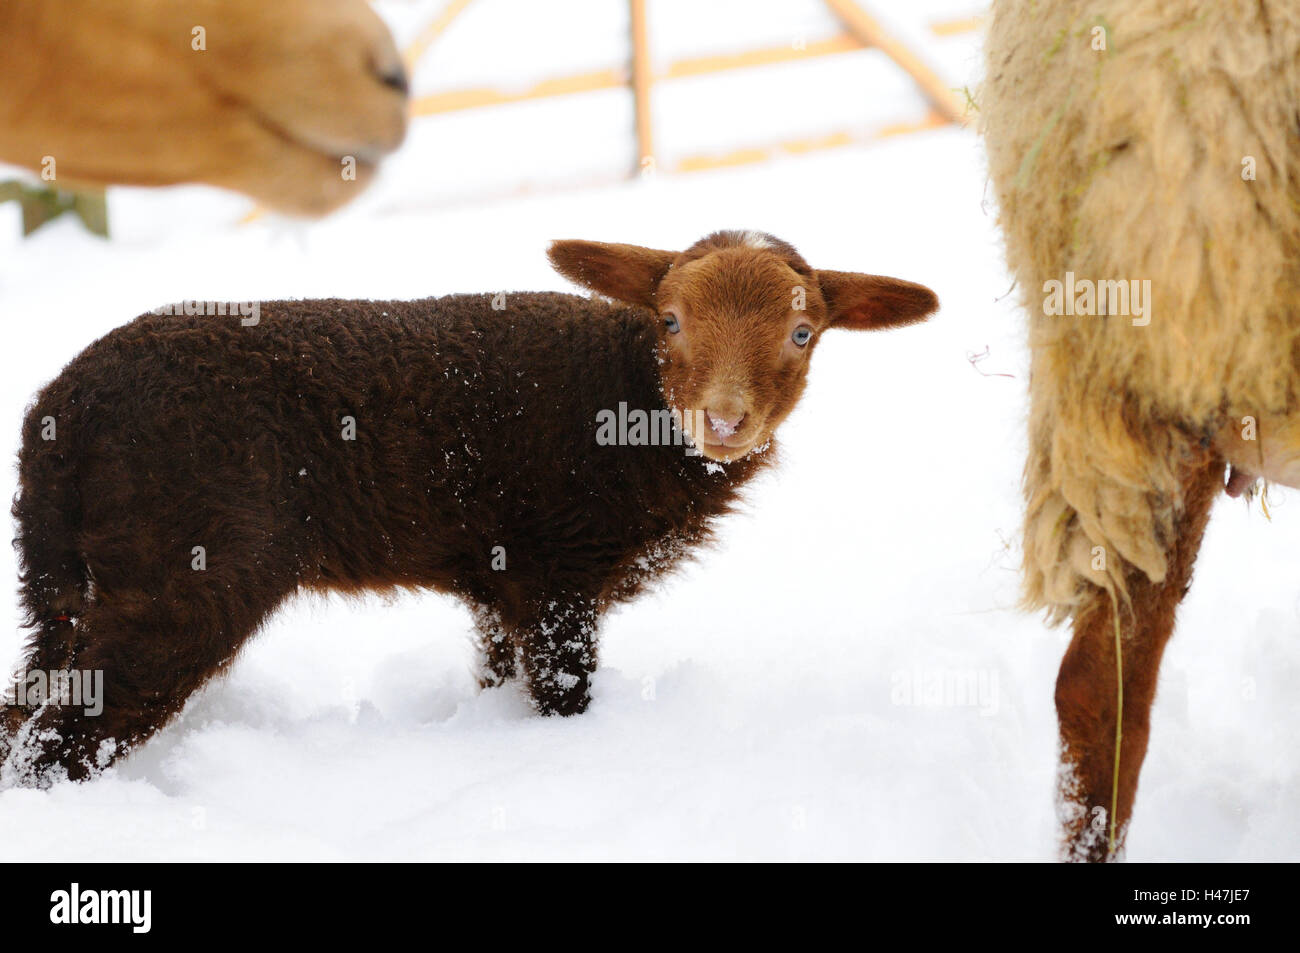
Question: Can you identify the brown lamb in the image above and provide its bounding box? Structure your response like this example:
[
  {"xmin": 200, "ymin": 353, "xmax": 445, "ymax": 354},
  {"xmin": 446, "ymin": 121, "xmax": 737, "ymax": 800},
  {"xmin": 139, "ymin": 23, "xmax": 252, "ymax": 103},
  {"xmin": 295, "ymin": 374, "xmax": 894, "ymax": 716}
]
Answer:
[{"xmin": 1, "ymin": 230, "xmax": 937, "ymax": 784}]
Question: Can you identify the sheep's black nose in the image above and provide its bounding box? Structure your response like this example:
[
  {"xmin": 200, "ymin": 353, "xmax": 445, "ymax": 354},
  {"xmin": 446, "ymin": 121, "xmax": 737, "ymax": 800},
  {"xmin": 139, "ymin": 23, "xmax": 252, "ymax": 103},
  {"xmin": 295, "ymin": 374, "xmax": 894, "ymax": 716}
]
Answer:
[{"xmin": 379, "ymin": 67, "xmax": 409, "ymax": 97}]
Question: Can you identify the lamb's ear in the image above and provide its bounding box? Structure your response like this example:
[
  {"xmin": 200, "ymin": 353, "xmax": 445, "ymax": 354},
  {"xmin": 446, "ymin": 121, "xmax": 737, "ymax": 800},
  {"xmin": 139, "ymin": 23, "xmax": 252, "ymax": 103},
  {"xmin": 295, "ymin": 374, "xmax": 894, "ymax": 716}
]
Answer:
[
  {"xmin": 816, "ymin": 270, "xmax": 939, "ymax": 330},
  {"xmin": 548, "ymin": 240, "xmax": 678, "ymax": 309}
]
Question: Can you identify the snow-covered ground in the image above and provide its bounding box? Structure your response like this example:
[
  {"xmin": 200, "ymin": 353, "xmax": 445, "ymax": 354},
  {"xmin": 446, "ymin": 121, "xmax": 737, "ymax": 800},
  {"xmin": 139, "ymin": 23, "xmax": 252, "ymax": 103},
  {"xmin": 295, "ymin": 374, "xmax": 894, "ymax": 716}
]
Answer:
[{"xmin": 0, "ymin": 1, "xmax": 1296, "ymax": 861}]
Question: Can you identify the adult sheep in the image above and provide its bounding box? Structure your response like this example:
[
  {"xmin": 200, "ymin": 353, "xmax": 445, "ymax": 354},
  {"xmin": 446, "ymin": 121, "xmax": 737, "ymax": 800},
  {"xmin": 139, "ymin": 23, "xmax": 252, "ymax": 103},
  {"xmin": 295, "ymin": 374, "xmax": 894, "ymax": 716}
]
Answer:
[
  {"xmin": 0, "ymin": 0, "xmax": 409, "ymax": 215},
  {"xmin": 982, "ymin": 0, "xmax": 1300, "ymax": 860}
]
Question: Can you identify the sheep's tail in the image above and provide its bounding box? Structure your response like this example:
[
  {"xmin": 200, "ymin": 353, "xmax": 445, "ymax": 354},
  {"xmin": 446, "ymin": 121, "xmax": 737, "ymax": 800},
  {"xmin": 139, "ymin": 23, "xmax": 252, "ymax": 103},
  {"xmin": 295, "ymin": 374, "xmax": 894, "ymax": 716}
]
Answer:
[{"xmin": 9, "ymin": 395, "xmax": 88, "ymax": 675}]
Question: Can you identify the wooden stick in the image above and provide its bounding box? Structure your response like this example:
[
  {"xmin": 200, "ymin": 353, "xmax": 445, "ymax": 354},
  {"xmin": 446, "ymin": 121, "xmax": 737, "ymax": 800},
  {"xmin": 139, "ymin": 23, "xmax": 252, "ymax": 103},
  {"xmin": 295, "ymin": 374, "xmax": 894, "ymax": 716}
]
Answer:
[
  {"xmin": 822, "ymin": 0, "xmax": 967, "ymax": 123},
  {"xmin": 403, "ymin": 0, "xmax": 475, "ymax": 73},
  {"xmin": 411, "ymin": 34, "xmax": 860, "ymax": 117},
  {"xmin": 665, "ymin": 34, "xmax": 860, "ymax": 79},
  {"xmin": 930, "ymin": 14, "xmax": 983, "ymax": 37},
  {"xmin": 629, "ymin": 0, "xmax": 655, "ymax": 174},
  {"xmin": 674, "ymin": 110, "xmax": 948, "ymax": 173}
]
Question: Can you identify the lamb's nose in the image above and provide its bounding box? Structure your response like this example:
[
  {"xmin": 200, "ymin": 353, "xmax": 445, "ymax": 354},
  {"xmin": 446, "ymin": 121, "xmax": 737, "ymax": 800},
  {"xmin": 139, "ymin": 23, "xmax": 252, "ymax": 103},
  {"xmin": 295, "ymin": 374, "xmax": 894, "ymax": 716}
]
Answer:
[{"xmin": 706, "ymin": 409, "xmax": 745, "ymax": 439}]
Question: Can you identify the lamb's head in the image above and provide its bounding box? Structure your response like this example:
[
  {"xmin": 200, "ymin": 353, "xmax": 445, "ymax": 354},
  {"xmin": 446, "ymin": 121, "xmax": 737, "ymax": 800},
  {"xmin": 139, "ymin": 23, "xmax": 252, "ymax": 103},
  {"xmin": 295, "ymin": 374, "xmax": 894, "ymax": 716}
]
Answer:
[{"xmin": 548, "ymin": 230, "xmax": 939, "ymax": 461}]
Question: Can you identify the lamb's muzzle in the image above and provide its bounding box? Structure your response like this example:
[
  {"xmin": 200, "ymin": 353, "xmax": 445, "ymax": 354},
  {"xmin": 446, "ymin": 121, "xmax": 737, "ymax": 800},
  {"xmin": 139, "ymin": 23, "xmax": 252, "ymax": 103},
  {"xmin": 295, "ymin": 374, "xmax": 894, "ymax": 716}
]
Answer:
[{"xmin": 705, "ymin": 409, "xmax": 744, "ymax": 440}]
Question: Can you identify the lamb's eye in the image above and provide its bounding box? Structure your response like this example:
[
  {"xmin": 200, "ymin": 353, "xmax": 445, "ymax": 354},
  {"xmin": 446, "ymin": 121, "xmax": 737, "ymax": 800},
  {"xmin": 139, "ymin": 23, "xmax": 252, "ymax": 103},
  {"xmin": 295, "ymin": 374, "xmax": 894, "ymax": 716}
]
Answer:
[
  {"xmin": 663, "ymin": 312, "xmax": 681, "ymax": 334},
  {"xmin": 791, "ymin": 326, "xmax": 813, "ymax": 347}
]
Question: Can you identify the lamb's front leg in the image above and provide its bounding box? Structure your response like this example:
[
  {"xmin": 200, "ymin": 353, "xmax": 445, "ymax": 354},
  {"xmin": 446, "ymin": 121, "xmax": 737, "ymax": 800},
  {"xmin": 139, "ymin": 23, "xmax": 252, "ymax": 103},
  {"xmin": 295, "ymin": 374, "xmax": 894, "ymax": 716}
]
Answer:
[{"xmin": 515, "ymin": 597, "xmax": 600, "ymax": 716}]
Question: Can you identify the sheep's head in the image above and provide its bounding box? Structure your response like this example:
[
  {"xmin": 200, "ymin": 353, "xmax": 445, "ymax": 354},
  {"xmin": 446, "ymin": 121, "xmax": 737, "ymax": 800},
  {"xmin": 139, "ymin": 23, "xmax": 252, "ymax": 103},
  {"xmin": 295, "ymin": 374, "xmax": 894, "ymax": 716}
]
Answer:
[{"xmin": 548, "ymin": 230, "xmax": 938, "ymax": 462}]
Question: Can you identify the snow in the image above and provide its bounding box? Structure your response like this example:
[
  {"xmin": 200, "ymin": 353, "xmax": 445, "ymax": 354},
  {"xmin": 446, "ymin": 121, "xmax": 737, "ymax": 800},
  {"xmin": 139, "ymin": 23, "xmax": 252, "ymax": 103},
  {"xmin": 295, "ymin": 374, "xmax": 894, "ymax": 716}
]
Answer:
[{"xmin": 0, "ymin": 1, "xmax": 1297, "ymax": 861}]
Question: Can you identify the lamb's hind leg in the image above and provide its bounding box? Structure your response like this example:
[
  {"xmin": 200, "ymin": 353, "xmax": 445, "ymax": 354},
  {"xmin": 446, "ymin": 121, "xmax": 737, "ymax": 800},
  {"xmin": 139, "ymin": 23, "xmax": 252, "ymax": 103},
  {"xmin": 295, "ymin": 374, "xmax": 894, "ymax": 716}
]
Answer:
[
  {"xmin": 1055, "ymin": 455, "xmax": 1222, "ymax": 861},
  {"xmin": 0, "ymin": 616, "xmax": 79, "ymax": 759},
  {"xmin": 471, "ymin": 604, "xmax": 518, "ymax": 688},
  {"xmin": 2, "ymin": 584, "xmax": 282, "ymax": 786}
]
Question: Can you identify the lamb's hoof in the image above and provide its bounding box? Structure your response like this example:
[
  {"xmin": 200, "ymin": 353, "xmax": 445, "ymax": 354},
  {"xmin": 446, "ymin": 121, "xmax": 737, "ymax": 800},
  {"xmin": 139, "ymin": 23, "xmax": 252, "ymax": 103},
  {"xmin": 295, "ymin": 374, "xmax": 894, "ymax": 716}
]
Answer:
[
  {"xmin": 532, "ymin": 680, "xmax": 591, "ymax": 717},
  {"xmin": 539, "ymin": 696, "xmax": 590, "ymax": 717},
  {"xmin": 477, "ymin": 670, "xmax": 515, "ymax": 691}
]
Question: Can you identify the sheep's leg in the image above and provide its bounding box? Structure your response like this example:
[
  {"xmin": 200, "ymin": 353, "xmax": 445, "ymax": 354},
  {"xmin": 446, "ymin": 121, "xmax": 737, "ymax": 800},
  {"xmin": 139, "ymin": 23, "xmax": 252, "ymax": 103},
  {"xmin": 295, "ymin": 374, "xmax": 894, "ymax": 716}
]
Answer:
[
  {"xmin": 514, "ymin": 598, "xmax": 599, "ymax": 716},
  {"xmin": 2, "ymin": 588, "xmax": 279, "ymax": 786},
  {"xmin": 1055, "ymin": 457, "xmax": 1221, "ymax": 861}
]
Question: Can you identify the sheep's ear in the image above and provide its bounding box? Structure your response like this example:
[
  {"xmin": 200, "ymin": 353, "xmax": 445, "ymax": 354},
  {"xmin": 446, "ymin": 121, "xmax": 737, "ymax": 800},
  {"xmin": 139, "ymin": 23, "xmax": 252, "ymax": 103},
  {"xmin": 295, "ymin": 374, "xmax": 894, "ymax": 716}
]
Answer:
[
  {"xmin": 816, "ymin": 270, "xmax": 939, "ymax": 331},
  {"xmin": 548, "ymin": 240, "xmax": 677, "ymax": 309}
]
